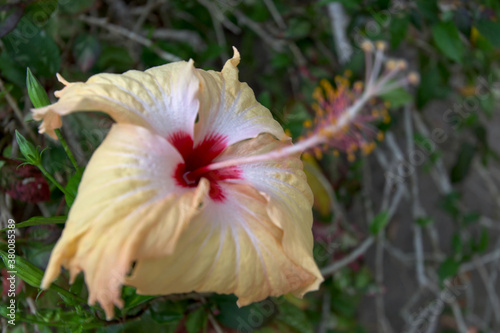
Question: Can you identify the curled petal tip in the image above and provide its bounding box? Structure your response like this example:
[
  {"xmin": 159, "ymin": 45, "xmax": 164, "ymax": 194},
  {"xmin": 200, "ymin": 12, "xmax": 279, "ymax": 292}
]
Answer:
[
  {"xmin": 230, "ymin": 46, "xmax": 241, "ymax": 67},
  {"xmin": 56, "ymin": 73, "xmax": 71, "ymax": 86}
]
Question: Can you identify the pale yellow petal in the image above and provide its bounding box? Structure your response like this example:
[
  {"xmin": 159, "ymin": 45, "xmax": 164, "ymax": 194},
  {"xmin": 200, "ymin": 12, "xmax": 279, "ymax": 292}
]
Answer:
[
  {"xmin": 216, "ymin": 133, "xmax": 324, "ymax": 296},
  {"xmin": 194, "ymin": 47, "xmax": 286, "ymax": 146},
  {"xmin": 125, "ymin": 183, "xmax": 315, "ymax": 304},
  {"xmin": 40, "ymin": 124, "xmax": 208, "ymax": 319},
  {"xmin": 32, "ymin": 61, "xmax": 200, "ymax": 139}
]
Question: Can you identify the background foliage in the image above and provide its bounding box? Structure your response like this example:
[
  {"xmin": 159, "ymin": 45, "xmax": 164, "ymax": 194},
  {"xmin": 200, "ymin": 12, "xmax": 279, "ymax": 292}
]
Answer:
[{"xmin": 1, "ymin": 0, "xmax": 500, "ymax": 332}]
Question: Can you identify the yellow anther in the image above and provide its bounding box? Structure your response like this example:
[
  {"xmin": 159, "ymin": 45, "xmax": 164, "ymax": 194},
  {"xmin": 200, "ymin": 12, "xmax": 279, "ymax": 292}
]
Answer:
[
  {"xmin": 303, "ymin": 152, "xmax": 312, "ymax": 160},
  {"xmin": 320, "ymin": 79, "xmax": 333, "ymax": 90},
  {"xmin": 284, "ymin": 129, "xmax": 292, "ymax": 138},
  {"xmin": 361, "ymin": 41, "xmax": 373, "ymax": 52},
  {"xmin": 333, "ymin": 150, "xmax": 340, "ymax": 157},
  {"xmin": 314, "ymin": 147, "xmax": 323, "ymax": 159},
  {"xmin": 313, "ymin": 87, "xmax": 324, "ymax": 101},
  {"xmin": 372, "ymin": 110, "xmax": 380, "ymax": 117},
  {"xmin": 377, "ymin": 131, "xmax": 384, "ymax": 141},
  {"xmin": 408, "ymin": 72, "xmax": 420, "ymax": 85},
  {"xmin": 344, "ymin": 69, "xmax": 352, "ymax": 78},
  {"xmin": 386, "ymin": 60, "xmax": 397, "ymax": 71},
  {"xmin": 361, "ymin": 143, "xmax": 370, "ymax": 155},
  {"xmin": 384, "ymin": 101, "xmax": 391, "ymax": 108},
  {"xmin": 353, "ymin": 81, "xmax": 364, "ymax": 91},
  {"xmin": 348, "ymin": 153, "xmax": 356, "ymax": 162},
  {"xmin": 375, "ymin": 41, "xmax": 387, "ymax": 51},
  {"xmin": 397, "ymin": 60, "xmax": 408, "ymax": 70},
  {"xmin": 320, "ymin": 79, "xmax": 335, "ymax": 100},
  {"xmin": 384, "ymin": 115, "xmax": 391, "ymax": 123}
]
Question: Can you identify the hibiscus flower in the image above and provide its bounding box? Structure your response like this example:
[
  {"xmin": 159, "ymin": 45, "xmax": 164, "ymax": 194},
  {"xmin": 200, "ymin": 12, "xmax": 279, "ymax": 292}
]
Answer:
[{"xmin": 33, "ymin": 48, "xmax": 323, "ymax": 319}]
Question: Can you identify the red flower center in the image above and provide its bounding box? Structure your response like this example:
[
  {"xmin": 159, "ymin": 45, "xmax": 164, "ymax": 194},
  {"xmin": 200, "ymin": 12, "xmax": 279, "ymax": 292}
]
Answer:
[{"xmin": 169, "ymin": 131, "xmax": 241, "ymax": 201}]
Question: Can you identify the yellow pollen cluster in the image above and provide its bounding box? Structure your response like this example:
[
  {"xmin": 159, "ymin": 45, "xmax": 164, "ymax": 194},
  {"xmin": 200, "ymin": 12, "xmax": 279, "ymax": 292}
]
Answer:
[
  {"xmin": 320, "ymin": 79, "xmax": 336, "ymax": 101},
  {"xmin": 376, "ymin": 131, "xmax": 384, "ymax": 141},
  {"xmin": 306, "ymin": 71, "xmax": 392, "ymax": 164},
  {"xmin": 314, "ymin": 147, "xmax": 323, "ymax": 159},
  {"xmin": 361, "ymin": 141, "xmax": 377, "ymax": 155},
  {"xmin": 353, "ymin": 81, "xmax": 364, "ymax": 91}
]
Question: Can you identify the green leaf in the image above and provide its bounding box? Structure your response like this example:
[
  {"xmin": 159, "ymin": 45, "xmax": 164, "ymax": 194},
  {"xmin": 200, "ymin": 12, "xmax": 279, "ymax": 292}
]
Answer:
[
  {"xmin": 285, "ymin": 18, "xmax": 311, "ymax": 39},
  {"xmin": 257, "ymin": 91, "xmax": 272, "ymax": 110},
  {"xmin": 271, "ymin": 53, "xmax": 292, "ymax": 69},
  {"xmin": 0, "ymin": 216, "xmax": 66, "ymax": 232},
  {"xmin": 440, "ymin": 191, "xmax": 461, "ymax": 220},
  {"xmin": 416, "ymin": 0, "xmax": 439, "ymax": 23},
  {"xmin": 65, "ymin": 168, "xmax": 84, "ymax": 207},
  {"xmin": 15, "ymin": 130, "xmax": 41, "ymax": 165},
  {"xmin": 0, "ymin": 250, "xmax": 44, "ymax": 287},
  {"xmin": 122, "ymin": 286, "xmax": 157, "ymax": 313},
  {"xmin": 476, "ymin": 19, "xmax": 500, "ymax": 47},
  {"xmin": 369, "ymin": 211, "xmax": 389, "ymax": 235},
  {"xmin": 0, "ymin": 250, "xmax": 93, "ymax": 312},
  {"xmin": 59, "ymin": 0, "xmax": 96, "ymax": 14},
  {"xmin": 416, "ymin": 217, "xmax": 433, "ymax": 226},
  {"xmin": 215, "ymin": 294, "xmax": 274, "ymax": 331},
  {"xmin": 381, "ymin": 87, "xmax": 412, "ymax": 108},
  {"xmin": 150, "ymin": 301, "xmax": 185, "ymax": 324},
  {"xmin": 438, "ymin": 258, "xmax": 459, "ymax": 283},
  {"xmin": 2, "ymin": 17, "xmax": 60, "ymax": 77},
  {"xmin": 432, "ymin": 21, "xmax": 465, "ymax": 63},
  {"xmin": 390, "ymin": 16, "xmax": 409, "ymax": 49},
  {"xmin": 478, "ymin": 228, "xmax": 489, "ymax": 253},
  {"xmin": 185, "ymin": 307, "xmax": 208, "ymax": 333},
  {"xmin": 24, "ymin": 0, "xmax": 58, "ymax": 26},
  {"xmin": 0, "ymin": 52, "xmax": 26, "ymax": 87},
  {"xmin": 461, "ymin": 211, "xmax": 480, "ymax": 225},
  {"xmin": 26, "ymin": 68, "xmax": 51, "ymax": 108},
  {"xmin": 69, "ymin": 272, "xmax": 85, "ymax": 296},
  {"xmin": 275, "ymin": 300, "xmax": 314, "ymax": 333},
  {"xmin": 0, "ymin": 303, "xmax": 19, "ymax": 323},
  {"xmin": 416, "ymin": 64, "xmax": 450, "ymax": 108},
  {"xmin": 451, "ymin": 232, "xmax": 463, "ymax": 256},
  {"xmin": 450, "ymin": 142, "xmax": 475, "ymax": 183}
]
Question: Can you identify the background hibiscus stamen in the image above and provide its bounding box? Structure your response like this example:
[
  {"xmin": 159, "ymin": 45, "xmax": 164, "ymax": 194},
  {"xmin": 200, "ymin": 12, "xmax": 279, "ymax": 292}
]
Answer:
[{"xmin": 202, "ymin": 41, "xmax": 419, "ymax": 171}]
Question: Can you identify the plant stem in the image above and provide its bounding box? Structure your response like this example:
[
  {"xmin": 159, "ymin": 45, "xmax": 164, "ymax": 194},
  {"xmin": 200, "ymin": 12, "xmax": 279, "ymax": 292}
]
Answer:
[
  {"xmin": 37, "ymin": 162, "xmax": 75, "ymax": 201},
  {"xmin": 54, "ymin": 128, "xmax": 79, "ymax": 171}
]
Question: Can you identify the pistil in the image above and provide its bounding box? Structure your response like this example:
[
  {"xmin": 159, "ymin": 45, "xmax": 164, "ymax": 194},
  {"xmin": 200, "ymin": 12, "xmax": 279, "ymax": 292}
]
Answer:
[{"xmin": 201, "ymin": 41, "xmax": 419, "ymax": 173}]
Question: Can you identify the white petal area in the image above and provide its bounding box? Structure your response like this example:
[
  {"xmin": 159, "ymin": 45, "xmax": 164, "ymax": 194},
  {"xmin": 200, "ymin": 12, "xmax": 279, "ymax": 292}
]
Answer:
[
  {"xmin": 194, "ymin": 48, "xmax": 286, "ymax": 147},
  {"xmin": 32, "ymin": 61, "xmax": 200, "ymax": 139},
  {"xmin": 41, "ymin": 124, "xmax": 208, "ymax": 319},
  {"xmin": 216, "ymin": 133, "xmax": 324, "ymax": 296},
  {"xmin": 125, "ymin": 183, "xmax": 316, "ymax": 305}
]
